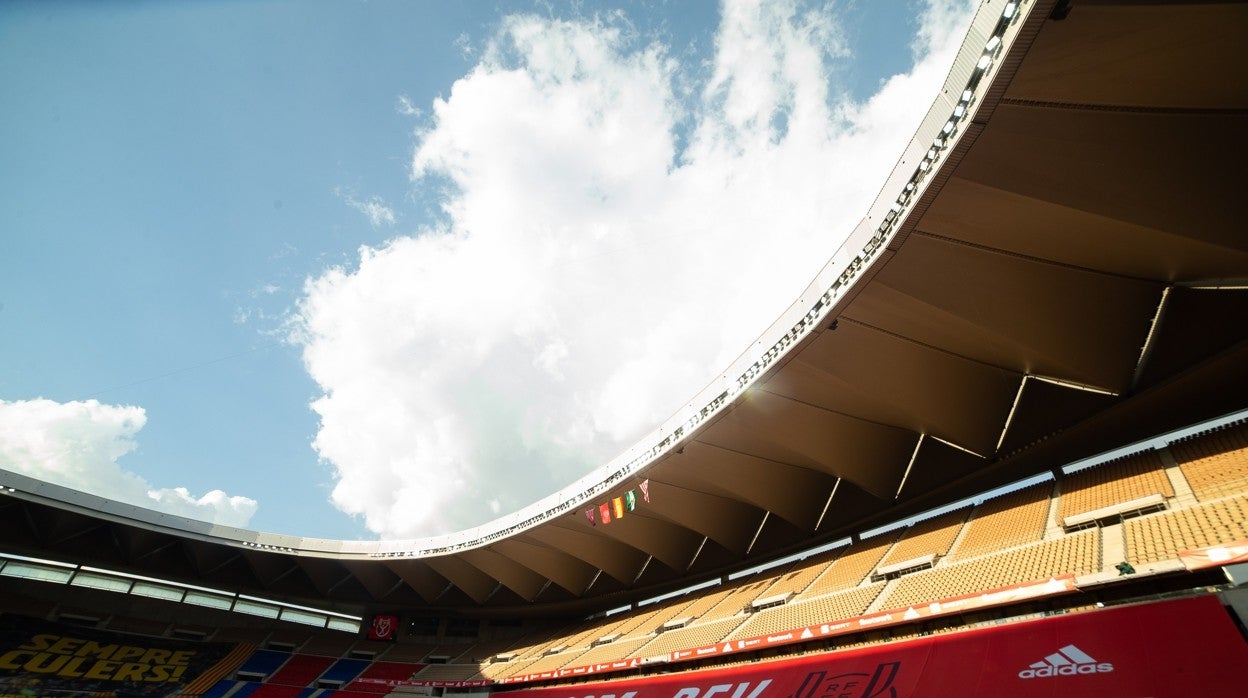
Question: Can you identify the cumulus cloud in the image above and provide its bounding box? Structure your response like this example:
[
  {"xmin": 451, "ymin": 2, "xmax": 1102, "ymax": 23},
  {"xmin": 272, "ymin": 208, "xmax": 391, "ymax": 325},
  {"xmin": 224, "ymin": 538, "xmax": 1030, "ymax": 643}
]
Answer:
[
  {"xmin": 0, "ymin": 398, "xmax": 258, "ymax": 527},
  {"xmin": 293, "ymin": 0, "xmax": 976, "ymax": 539}
]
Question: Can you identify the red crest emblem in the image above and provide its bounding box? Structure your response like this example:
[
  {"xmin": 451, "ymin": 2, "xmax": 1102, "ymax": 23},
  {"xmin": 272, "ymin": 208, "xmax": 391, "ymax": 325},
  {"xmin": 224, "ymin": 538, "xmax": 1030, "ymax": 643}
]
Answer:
[{"xmin": 369, "ymin": 614, "xmax": 398, "ymax": 641}]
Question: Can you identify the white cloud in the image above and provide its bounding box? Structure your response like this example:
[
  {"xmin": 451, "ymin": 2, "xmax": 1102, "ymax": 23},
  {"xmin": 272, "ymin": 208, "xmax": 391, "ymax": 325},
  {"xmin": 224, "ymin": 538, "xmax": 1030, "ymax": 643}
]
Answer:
[
  {"xmin": 293, "ymin": 0, "xmax": 977, "ymax": 539},
  {"xmin": 453, "ymin": 32, "xmax": 474, "ymax": 60},
  {"xmin": 0, "ymin": 398, "xmax": 258, "ymax": 528},
  {"xmin": 340, "ymin": 190, "xmax": 397, "ymax": 227},
  {"xmin": 396, "ymin": 94, "xmax": 422, "ymax": 117}
]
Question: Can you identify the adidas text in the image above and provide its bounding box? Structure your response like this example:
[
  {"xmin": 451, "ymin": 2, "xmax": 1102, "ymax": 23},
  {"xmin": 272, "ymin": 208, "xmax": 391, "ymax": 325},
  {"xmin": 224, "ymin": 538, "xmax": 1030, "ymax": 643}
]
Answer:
[
  {"xmin": 1018, "ymin": 663, "xmax": 1113, "ymax": 679},
  {"xmin": 1018, "ymin": 645, "xmax": 1113, "ymax": 679}
]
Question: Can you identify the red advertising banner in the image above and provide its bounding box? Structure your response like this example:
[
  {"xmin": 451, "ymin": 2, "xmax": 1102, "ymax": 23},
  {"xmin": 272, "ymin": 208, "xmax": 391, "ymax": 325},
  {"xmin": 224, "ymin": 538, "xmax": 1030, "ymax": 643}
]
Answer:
[
  {"xmin": 1179, "ymin": 539, "xmax": 1248, "ymax": 571},
  {"xmin": 493, "ymin": 594, "xmax": 1248, "ymax": 698},
  {"xmin": 355, "ymin": 677, "xmax": 492, "ymax": 688}
]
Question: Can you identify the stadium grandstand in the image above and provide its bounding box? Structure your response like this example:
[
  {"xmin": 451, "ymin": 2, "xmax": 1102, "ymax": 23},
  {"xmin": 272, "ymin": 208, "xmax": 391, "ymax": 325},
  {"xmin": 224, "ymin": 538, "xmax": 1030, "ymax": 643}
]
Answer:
[{"xmin": 3, "ymin": 0, "xmax": 1248, "ymax": 696}]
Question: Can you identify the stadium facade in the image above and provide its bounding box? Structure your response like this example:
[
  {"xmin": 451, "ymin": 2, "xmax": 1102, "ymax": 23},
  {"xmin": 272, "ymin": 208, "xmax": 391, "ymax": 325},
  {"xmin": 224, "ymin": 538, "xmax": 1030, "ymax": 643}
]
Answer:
[{"xmin": 3, "ymin": 0, "xmax": 1248, "ymax": 696}]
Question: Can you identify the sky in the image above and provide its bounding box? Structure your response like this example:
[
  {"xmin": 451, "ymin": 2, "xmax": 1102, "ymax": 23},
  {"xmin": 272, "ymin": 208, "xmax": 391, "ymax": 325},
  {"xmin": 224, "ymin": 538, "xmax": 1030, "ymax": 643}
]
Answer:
[{"xmin": 0, "ymin": 0, "xmax": 981, "ymax": 541}]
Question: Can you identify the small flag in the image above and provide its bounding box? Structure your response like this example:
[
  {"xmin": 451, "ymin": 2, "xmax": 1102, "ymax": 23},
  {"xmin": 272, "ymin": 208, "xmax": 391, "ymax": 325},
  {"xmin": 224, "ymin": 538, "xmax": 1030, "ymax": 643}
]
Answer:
[
  {"xmin": 585, "ymin": 508, "xmax": 596, "ymax": 526},
  {"xmin": 613, "ymin": 497, "xmax": 624, "ymax": 519},
  {"xmin": 639, "ymin": 479, "xmax": 650, "ymax": 503},
  {"xmin": 599, "ymin": 502, "xmax": 611, "ymax": 524},
  {"xmin": 624, "ymin": 490, "xmax": 637, "ymax": 511},
  {"xmin": 368, "ymin": 614, "xmax": 399, "ymax": 641}
]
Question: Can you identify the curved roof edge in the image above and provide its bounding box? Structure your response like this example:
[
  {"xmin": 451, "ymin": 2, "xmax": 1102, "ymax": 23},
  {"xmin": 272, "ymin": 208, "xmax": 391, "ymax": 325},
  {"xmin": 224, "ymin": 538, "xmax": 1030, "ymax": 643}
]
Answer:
[{"xmin": 0, "ymin": 0, "xmax": 1033, "ymax": 560}]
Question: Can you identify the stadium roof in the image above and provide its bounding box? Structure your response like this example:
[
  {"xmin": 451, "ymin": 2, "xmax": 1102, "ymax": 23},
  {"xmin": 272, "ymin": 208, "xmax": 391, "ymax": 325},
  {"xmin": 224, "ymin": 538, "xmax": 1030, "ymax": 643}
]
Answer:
[{"xmin": 2, "ymin": 0, "xmax": 1246, "ymax": 620}]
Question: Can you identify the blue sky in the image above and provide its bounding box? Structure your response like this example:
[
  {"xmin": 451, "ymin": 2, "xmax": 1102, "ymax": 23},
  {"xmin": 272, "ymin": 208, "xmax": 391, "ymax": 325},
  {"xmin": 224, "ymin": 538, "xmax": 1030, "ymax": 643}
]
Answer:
[{"xmin": 0, "ymin": 0, "xmax": 974, "ymax": 540}]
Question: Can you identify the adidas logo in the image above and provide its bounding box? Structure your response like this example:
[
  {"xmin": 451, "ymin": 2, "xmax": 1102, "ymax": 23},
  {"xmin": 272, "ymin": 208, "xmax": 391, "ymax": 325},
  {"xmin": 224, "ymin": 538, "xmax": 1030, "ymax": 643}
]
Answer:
[{"xmin": 1017, "ymin": 645, "xmax": 1114, "ymax": 679}]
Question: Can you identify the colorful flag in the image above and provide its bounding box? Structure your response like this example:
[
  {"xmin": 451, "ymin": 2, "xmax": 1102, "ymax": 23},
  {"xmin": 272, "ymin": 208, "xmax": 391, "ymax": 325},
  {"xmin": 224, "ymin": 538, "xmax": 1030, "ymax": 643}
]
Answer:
[
  {"xmin": 639, "ymin": 479, "xmax": 650, "ymax": 503},
  {"xmin": 613, "ymin": 497, "xmax": 625, "ymax": 519},
  {"xmin": 599, "ymin": 502, "xmax": 611, "ymax": 524},
  {"xmin": 585, "ymin": 508, "xmax": 596, "ymax": 526},
  {"xmin": 624, "ymin": 490, "xmax": 637, "ymax": 511}
]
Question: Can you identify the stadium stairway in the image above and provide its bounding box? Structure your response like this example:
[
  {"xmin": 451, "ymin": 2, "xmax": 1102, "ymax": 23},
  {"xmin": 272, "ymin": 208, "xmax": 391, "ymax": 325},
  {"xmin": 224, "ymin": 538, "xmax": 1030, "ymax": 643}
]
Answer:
[
  {"xmin": 940, "ymin": 510, "xmax": 977, "ymax": 561},
  {"xmin": 862, "ymin": 579, "xmax": 899, "ymax": 614},
  {"xmin": 1159, "ymin": 447, "xmax": 1198, "ymax": 505},
  {"xmin": 1099, "ymin": 522, "xmax": 1125, "ymax": 572}
]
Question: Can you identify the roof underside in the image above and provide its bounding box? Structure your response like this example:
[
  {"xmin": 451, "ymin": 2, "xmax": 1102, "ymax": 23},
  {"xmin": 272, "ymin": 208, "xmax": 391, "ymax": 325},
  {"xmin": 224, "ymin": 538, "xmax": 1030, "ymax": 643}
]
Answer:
[{"xmin": 2, "ymin": 0, "xmax": 1247, "ymax": 620}]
